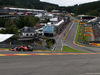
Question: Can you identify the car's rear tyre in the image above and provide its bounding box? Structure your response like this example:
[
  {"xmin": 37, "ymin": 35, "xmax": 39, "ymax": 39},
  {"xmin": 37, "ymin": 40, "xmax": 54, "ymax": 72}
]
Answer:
[
  {"xmin": 29, "ymin": 48, "xmax": 33, "ymax": 51},
  {"xmin": 17, "ymin": 48, "xmax": 21, "ymax": 51},
  {"xmin": 9, "ymin": 49, "xmax": 12, "ymax": 51},
  {"xmin": 28, "ymin": 48, "xmax": 33, "ymax": 51}
]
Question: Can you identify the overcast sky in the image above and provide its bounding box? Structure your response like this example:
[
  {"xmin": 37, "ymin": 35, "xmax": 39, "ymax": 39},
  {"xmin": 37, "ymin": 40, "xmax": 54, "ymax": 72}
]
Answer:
[{"xmin": 40, "ymin": 0, "xmax": 98, "ymax": 6}]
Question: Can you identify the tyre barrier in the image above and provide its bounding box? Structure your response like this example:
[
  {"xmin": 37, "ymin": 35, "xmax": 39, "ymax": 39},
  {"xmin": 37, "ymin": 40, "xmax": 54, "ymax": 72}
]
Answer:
[
  {"xmin": 89, "ymin": 43, "xmax": 100, "ymax": 46},
  {"xmin": 85, "ymin": 30, "xmax": 92, "ymax": 32},
  {"xmin": 85, "ymin": 27, "xmax": 92, "ymax": 29}
]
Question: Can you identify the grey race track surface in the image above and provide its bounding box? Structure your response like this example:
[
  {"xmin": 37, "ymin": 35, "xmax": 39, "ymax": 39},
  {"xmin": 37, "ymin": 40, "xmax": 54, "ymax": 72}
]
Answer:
[{"xmin": 1, "ymin": 54, "xmax": 100, "ymax": 75}]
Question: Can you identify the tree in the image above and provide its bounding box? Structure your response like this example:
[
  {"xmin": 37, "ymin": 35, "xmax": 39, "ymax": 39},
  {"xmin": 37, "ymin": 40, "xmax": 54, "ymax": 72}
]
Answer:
[
  {"xmin": 16, "ymin": 16, "xmax": 39, "ymax": 28},
  {"xmin": 41, "ymin": 18, "xmax": 50, "ymax": 23},
  {"xmin": 4, "ymin": 19, "xmax": 12, "ymax": 28},
  {"xmin": 87, "ymin": 10, "xmax": 99, "ymax": 16},
  {"xmin": 0, "ymin": 18, "xmax": 7, "ymax": 27},
  {"xmin": 0, "ymin": 18, "xmax": 18, "ymax": 34}
]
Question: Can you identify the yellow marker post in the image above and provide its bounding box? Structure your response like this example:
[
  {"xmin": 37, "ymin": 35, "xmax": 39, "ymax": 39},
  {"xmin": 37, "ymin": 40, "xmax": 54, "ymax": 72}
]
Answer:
[{"xmin": 10, "ymin": 42, "xmax": 12, "ymax": 45}]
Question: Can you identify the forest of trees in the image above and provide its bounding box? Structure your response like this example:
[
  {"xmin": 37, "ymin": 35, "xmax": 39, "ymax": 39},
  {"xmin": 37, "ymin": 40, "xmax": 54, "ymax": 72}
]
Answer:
[
  {"xmin": 0, "ymin": 16, "xmax": 39, "ymax": 34},
  {"xmin": 1, "ymin": 0, "xmax": 100, "ymax": 16},
  {"xmin": 0, "ymin": 0, "xmax": 60, "ymax": 11},
  {"xmin": 70, "ymin": 0, "xmax": 100, "ymax": 16}
]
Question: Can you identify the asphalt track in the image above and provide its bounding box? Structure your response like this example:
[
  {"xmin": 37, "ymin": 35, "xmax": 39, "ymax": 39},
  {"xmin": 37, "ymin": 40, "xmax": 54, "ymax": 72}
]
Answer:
[
  {"xmin": 55, "ymin": 21, "xmax": 73, "ymax": 51},
  {"xmin": 1, "ymin": 54, "xmax": 100, "ymax": 75}
]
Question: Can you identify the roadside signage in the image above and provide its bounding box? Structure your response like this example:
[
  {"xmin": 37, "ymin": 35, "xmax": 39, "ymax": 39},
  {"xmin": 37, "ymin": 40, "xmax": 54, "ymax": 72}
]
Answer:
[{"xmin": 85, "ymin": 27, "xmax": 92, "ymax": 29}]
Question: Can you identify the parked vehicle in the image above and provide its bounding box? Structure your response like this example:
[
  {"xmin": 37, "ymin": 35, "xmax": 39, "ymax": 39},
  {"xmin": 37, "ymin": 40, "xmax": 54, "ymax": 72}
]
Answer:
[{"xmin": 10, "ymin": 45, "xmax": 33, "ymax": 51}]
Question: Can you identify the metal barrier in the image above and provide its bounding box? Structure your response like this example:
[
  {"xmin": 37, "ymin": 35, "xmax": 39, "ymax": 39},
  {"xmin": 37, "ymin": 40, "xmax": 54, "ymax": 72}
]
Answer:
[{"xmin": 0, "ymin": 44, "xmax": 49, "ymax": 50}]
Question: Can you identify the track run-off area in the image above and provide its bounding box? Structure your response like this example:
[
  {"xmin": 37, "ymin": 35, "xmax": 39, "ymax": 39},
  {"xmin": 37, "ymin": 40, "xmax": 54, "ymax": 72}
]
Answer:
[{"xmin": 1, "ymin": 53, "xmax": 100, "ymax": 56}]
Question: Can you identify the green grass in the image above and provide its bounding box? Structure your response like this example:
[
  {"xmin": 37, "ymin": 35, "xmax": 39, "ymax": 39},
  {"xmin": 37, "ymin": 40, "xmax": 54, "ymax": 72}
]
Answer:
[
  {"xmin": 0, "ymin": 48, "xmax": 9, "ymax": 49},
  {"xmin": 83, "ymin": 36, "xmax": 88, "ymax": 42},
  {"xmin": 62, "ymin": 46, "xmax": 86, "ymax": 53},
  {"xmin": 75, "ymin": 23, "xmax": 80, "ymax": 43},
  {"xmin": 79, "ymin": 26, "xmax": 85, "ymax": 42},
  {"xmin": 75, "ymin": 22, "xmax": 89, "ymax": 43}
]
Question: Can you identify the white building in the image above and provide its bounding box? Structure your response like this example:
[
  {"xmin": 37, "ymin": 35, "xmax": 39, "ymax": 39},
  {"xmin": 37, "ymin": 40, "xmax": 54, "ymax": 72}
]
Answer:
[{"xmin": 18, "ymin": 26, "xmax": 35, "ymax": 37}]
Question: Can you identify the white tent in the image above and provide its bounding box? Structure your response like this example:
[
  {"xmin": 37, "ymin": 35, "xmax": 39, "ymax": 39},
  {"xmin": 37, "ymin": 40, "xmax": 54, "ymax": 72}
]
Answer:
[
  {"xmin": 55, "ymin": 19, "xmax": 64, "ymax": 26},
  {"xmin": 88, "ymin": 17, "xmax": 97, "ymax": 23},
  {"xmin": 50, "ymin": 18, "xmax": 58, "ymax": 22},
  {"xmin": 0, "ymin": 34, "xmax": 14, "ymax": 42},
  {"xmin": 35, "ymin": 13, "xmax": 43, "ymax": 18}
]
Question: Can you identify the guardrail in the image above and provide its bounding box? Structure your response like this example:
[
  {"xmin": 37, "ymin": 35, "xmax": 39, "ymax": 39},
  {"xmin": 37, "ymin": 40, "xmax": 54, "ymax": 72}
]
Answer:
[
  {"xmin": 0, "ymin": 14, "xmax": 34, "ymax": 18},
  {"xmin": 0, "ymin": 44, "xmax": 50, "ymax": 50}
]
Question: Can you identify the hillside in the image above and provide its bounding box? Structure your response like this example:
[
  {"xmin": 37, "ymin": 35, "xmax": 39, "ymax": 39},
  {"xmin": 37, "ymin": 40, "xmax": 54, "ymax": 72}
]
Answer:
[
  {"xmin": 1, "ymin": 0, "xmax": 100, "ymax": 16},
  {"xmin": 71, "ymin": 1, "xmax": 100, "ymax": 16},
  {"xmin": 0, "ymin": 0, "xmax": 59, "ymax": 11}
]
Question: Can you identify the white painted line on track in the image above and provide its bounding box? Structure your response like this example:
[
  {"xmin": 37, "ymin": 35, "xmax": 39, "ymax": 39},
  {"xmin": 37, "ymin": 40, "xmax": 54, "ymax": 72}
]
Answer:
[
  {"xmin": 85, "ymin": 73, "xmax": 100, "ymax": 75},
  {"xmin": 63, "ymin": 22, "xmax": 74, "ymax": 39},
  {"xmin": 61, "ymin": 39, "xmax": 63, "ymax": 51},
  {"xmin": 69, "ymin": 22, "xmax": 74, "ymax": 30},
  {"xmin": 56, "ymin": 36, "xmax": 60, "ymax": 42}
]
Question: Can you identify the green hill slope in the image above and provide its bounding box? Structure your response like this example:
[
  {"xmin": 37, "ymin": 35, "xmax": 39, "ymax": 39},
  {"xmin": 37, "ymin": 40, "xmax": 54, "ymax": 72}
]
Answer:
[
  {"xmin": 0, "ymin": 0, "xmax": 100, "ymax": 16},
  {"xmin": 0, "ymin": 0, "xmax": 59, "ymax": 11},
  {"xmin": 71, "ymin": 1, "xmax": 100, "ymax": 16}
]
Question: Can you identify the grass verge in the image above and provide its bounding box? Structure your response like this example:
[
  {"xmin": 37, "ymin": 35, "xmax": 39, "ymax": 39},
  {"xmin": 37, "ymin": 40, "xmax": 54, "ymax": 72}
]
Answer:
[
  {"xmin": 0, "ymin": 48, "xmax": 9, "ymax": 49},
  {"xmin": 75, "ymin": 22, "xmax": 80, "ymax": 43},
  {"xmin": 62, "ymin": 46, "xmax": 86, "ymax": 53}
]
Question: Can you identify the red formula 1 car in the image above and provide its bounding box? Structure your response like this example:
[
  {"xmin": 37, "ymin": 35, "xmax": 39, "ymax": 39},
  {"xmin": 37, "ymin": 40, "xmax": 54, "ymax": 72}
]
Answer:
[{"xmin": 10, "ymin": 45, "xmax": 33, "ymax": 51}]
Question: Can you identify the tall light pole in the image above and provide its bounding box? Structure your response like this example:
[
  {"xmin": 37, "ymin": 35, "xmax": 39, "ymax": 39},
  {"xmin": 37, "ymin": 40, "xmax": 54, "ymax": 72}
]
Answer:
[{"xmin": 0, "ymin": 0, "xmax": 1, "ymax": 5}]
